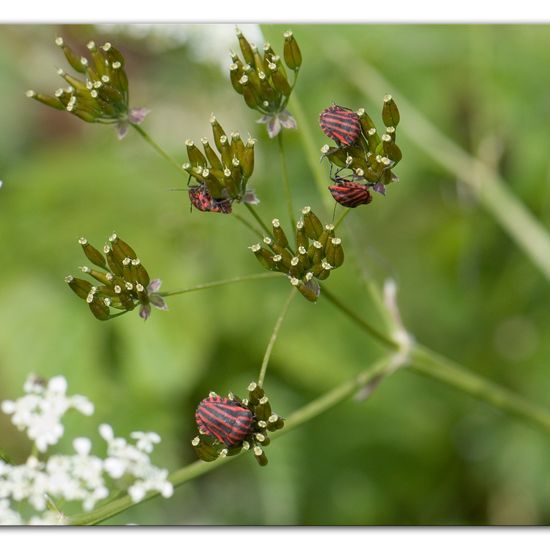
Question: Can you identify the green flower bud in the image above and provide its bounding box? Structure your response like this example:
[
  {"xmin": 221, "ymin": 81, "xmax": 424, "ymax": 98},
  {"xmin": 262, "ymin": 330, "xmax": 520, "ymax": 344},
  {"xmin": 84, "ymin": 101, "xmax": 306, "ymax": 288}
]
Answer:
[
  {"xmin": 283, "ymin": 31, "xmax": 302, "ymax": 70},
  {"xmin": 78, "ymin": 237, "xmax": 107, "ymax": 268},
  {"xmin": 239, "ymin": 75, "xmax": 261, "ymax": 109},
  {"xmin": 210, "ymin": 114, "xmax": 228, "ymax": 152},
  {"xmin": 295, "ymin": 220, "xmax": 309, "ymax": 250},
  {"xmin": 302, "ymin": 206, "xmax": 324, "ymax": 240},
  {"xmin": 229, "ymin": 63, "xmax": 244, "ymax": 94},
  {"xmin": 253, "ymin": 445, "xmax": 268, "ymax": 467},
  {"xmin": 55, "ymin": 36, "xmax": 88, "ymax": 74},
  {"xmin": 201, "ymin": 138, "xmax": 223, "ymax": 172},
  {"xmin": 88, "ymin": 298, "xmax": 110, "ymax": 320},
  {"xmin": 382, "ymin": 94, "xmax": 400, "ymax": 127},
  {"xmin": 186, "ymin": 140, "xmax": 208, "ymax": 169},
  {"xmin": 325, "ymin": 237, "xmax": 345, "ymax": 268},
  {"xmin": 272, "ymin": 218, "xmax": 289, "ymax": 248},
  {"xmin": 192, "ymin": 435, "xmax": 220, "ymax": 462},
  {"xmin": 249, "ymin": 244, "xmax": 276, "ymax": 271},
  {"xmin": 269, "ymin": 65, "xmax": 292, "ymax": 97},
  {"xmin": 241, "ymin": 138, "xmax": 255, "ymax": 179},
  {"xmin": 65, "ymin": 276, "xmax": 93, "ymax": 300},
  {"xmin": 236, "ymin": 28, "xmax": 256, "ymax": 67},
  {"xmin": 26, "ymin": 90, "xmax": 64, "ymax": 110},
  {"xmin": 382, "ymin": 134, "xmax": 402, "ymax": 163}
]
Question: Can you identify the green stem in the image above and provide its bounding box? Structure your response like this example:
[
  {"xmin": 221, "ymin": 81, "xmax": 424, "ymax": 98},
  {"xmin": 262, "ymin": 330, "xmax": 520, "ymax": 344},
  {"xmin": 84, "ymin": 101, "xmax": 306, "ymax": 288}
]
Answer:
[
  {"xmin": 320, "ymin": 285, "xmax": 399, "ymax": 351},
  {"xmin": 277, "ymin": 132, "xmax": 296, "ymax": 229},
  {"xmin": 68, "ymin": 357, "xmax": 392, "ymax": 526},
  {"xmin": 288, "ymin": 95, "xmax": 332, "ymax": 215},
  {"xmin": 234, "ymin": 213, "xmax": 264, "ymax": 239},
  {"xmin": 325, "ymin": 42, "xmax": 550, "ymax": 284},
  {"xmin": 257, "ymin": 287, "xmax": 297, "ymax": 388},
  {"xmin": 334, "ymin": 208, "xmax": 351, "ymax": 230},
  {"xmin": 159, "ymin": 273, "xmax": 281, "ymax": 298},
  {"xmin": 244, "ymin": 203, "xmax": 272, "ymax": 236},
  {"xmin": 130, "ymin": 124, "xmax": 183, "ymax": 174}
]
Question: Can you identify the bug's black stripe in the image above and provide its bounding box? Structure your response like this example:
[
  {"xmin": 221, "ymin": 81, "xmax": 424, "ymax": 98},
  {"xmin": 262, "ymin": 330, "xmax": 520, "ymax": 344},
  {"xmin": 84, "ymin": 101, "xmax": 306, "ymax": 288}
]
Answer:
[
  {"xmin": 321, "ymin": 117, "xmax": 360, "ymax": 131},
  {"xmin": 202, "ymin": 402, "xmax": 253, "ymax": 424},
  {"xmin": 199, "ymin": 406, "xmax": 252, "ymax": 436},
  {"xmin": 321, "ymin": 112, "xmax": 359, "ymax": 124},
  {"xmin": 213, "ymin": 403, "xmax": 253, "ymax": 417}
]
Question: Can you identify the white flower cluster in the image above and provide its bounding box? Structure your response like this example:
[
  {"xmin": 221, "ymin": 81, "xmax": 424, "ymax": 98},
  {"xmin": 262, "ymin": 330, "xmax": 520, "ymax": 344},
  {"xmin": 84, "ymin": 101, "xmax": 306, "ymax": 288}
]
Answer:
[{"xmin": 0, "ymin": 375, "xmax": 173, "ymax": 525}]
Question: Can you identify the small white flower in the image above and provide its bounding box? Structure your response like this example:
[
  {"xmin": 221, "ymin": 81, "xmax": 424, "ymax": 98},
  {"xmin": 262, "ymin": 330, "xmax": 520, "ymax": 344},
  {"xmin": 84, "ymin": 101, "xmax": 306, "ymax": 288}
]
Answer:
[{"xmin": 130, "ymin": 431, "xmax": 161, "ymax": 453}]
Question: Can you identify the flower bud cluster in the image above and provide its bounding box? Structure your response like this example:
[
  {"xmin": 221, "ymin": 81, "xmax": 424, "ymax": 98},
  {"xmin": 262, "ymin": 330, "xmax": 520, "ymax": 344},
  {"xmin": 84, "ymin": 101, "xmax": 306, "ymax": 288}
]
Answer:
[
  {"xmin": 192, "ymin": 383, "xmax": 284, "ymax": 467},
  {"xmin": 321, "ymin": 95, "xmax": 403, "ymax": 203},
  {"xmin": 183, "ymin": 115, "xmax": 258, "ymax": 214},
  {"xmin": 249, "ymin": 207, "xmax": 345, "ymax": 302},
  {"xmin": 26, "ymin": 38, "xmax": 148, "ymax": 137},
  {"xmin": 65, "ymin": 233, "xmax": 167, "ymax": 321},
  {"xmin": 230, "ymin": 28, "xmax": 301, "ymax": 138}
]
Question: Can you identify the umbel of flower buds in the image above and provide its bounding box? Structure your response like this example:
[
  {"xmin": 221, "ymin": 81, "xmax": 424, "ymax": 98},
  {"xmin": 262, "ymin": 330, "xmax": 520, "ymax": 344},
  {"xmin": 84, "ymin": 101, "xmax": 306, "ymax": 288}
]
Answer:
[
  {"xmin": 65, "ymin": 233, "xmax": 167, "ymax": 321},
  {"xmin": 249, "ymin": 207, "xmax": 345, "ymax": 302},
  {"xmin": 230, "ymin": 28, "xmax": 301, "ymax": 138},
  {"xmin": 26, "ymin": 38, "xmax": 149, "ymax": 139},
  {"xmin": 320, "ymin": 96, "xmax": 403, "ymax": 207},
  {"xmin": 182, "ymin": 115, "xmax": 259, "ymax": 214},
  {"xmin": 193, "ymin": 382, "xmax": 285, "ymax": 467}
]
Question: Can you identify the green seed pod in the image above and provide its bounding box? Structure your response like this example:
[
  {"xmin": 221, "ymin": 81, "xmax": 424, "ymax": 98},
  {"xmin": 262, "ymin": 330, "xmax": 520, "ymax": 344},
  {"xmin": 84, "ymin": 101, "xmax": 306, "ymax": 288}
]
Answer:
[
  {"xmin": 78, "ymin": 237, "xmax": 107, "ymax": 268},
  {"xmin": 186, "ymin": 140, "xmax": 208, "ymax": 169},
  {"xmin": 130, "ymin": 258, "xmax": 150, "ymax": 287},
  {"xmin": 109, "ymin": 234, "xmax": 137, "ymax": 261},
  {"xmin": 86, "ymin": 41, "xmax": 108, "ymax": 78},
  {"xmin": 297, "ymin": 246, "xmax": 311, "ymax": 272},
  {"xmin": 295, "ymin": 220, "xmax": 309, "ymax": 250},
  {"xmin": 320, "ymin": 145, "xmax": 349, "ymax": 169},
  {"xmin": 200, "ymin": 168, "xmax": 225, "ymax": 199},
  {"xmin": 382, "ymin": 134, "xmax": 402, "ymax": 163},
  {"xmin": 83, "ymin": 268, "xmax": 112, "ymax": 286},
  {"xmin": 283, "ymin": 31, "xmax": 302, "ymax": 70},
  {"xmin": 386, "ymin": 126, "xmax": 396, "ymax": 142},
  {"xmin": 357, "ymin": 108, "xmax": 376, "ymax": 134},
  {"xmin": 272, "ymin": 218, "xmax": 289, "ymax": 249},
  {"xmin": 249, "ymin": 244, "xmax": 276, "ymax": 271},
  {"xmin": 253, "ymin": 445, "xmax": 268, "ymax": 467},
  {"xmin": 217, "ymin": 135, "xmax": 233, "ymax": 168},
  {"xmin": 247, "ymin": 381, "xmax": 265, "ymax": 405},
  {"xmin": 88, "ymin": 299, "xmax": 110, "ymax": 321},
  {"xmin": 263, "ymin": 43, "xmax": 276, "ymax": 67},
  {"xmin": 243, "ymin": 65, "xmax": 263, "ymax": 97},
  {"xmin": 308, "ymin": 239, "xmax": 324, "ymax": 265},
  {"xmin": 318, "ymin": 224, "xmax": 335, "ymax": 248},
  {"xmin": 269, "ymin": 65, "xmax": 292, "ymax": 97},
  {"xmin": 382, "ymin": 94, "xmax": 400, "ymax": 127},
  {"xmin": 272, "ymin": 244, "xmax": 294, "ymax": 271},
  {"xmin": 230, "ymin": 133, "xmax": 245, "ymax": 161},
  {"xmin": 365, "ymin": 127, "xmax": 381, "ymax": 153},
  {"xmin": 26, "ymin": 90, "xmax": 64, "ymax": 110},
  {"xmin": 65, "ymin": 276, "xmax": 93, "ymax": 300},
  {"xmin": 210, "ymin": 114, "xmax": 227, "ymax": 152},
  {"xmin": 236, "ymin": 28, "xmax": 256, "ymax": 67},
  {"xmin": 241, "ymin": 138, "xmax": 255, "ymax": 179},
  {"xmin": 302, "ymin": 207, "xmax": 324, "ymax": 240},
  {"xmin": 243, "ymin": 79, "xmax": 262, "ymax": 110},
  {"xmin": 192, "ymin": 435, "xmax": 220, "ymax": 462},
  {"xmin": 104, "ymin": 245, "xmax": 124, "ymax": 276},
  {"xmin": 325, "ymin": 237, "xmax": 344, "ymax": 268},
  {"xmin": 54, "ymin": 37, "xmax": 88, "ymax": 74},
  {"xmin": 290, "ymin": 276, "xmax": 318, "ymax": 303},
  {"xmin": 267, "ymin": 414, "xmax": 285, "ymax": 431},
  {"xmin": 255, "ymin": 396, "xmax": 272, "ymax": 421},
  {"xmin": 201, "ymin": 138, "xmax": 223, "ymax": 172},
  {"xmin": 251, "ymin": 44, "xmax": 265, "ymax": 74}
]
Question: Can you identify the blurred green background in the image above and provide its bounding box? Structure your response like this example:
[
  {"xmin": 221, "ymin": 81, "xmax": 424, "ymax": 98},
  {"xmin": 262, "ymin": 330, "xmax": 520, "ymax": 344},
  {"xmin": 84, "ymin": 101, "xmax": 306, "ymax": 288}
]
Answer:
[{"xmin": 2, "ymin": 24, "xmax": 550, "ymax": 525}]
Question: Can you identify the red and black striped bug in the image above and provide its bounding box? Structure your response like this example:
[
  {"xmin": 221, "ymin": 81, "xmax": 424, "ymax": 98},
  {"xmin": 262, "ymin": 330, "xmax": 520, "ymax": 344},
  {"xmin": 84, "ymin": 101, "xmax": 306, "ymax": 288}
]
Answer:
[
  {"xmin": 320, "ymin": 104, "xmax": 362, "ymax": 147},
  {"xmin": 328, "ymin": 178, "xmax": 373, "ymax": 208},
  {"xmin": 195, "ymin": 394, "xmax": 254, "ymax": 447},
  {"xmin": 188, "ymin": 184, "xmax": 232, "ymax": 214}
]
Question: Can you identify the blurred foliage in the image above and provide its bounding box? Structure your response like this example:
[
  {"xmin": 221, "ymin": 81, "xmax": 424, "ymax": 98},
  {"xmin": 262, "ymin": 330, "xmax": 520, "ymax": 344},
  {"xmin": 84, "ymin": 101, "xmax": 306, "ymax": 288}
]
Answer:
[{"xmin": 2, "ymin": 24, "xmax": 550, "ymax": 525}]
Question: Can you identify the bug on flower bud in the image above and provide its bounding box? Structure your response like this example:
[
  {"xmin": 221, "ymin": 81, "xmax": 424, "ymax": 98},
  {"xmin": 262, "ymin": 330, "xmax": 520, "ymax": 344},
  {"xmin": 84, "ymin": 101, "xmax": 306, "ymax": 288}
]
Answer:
[
  {"xmin": 320, "ymin": 104, "xmax": 362, "ymax": 147},
  {"xmin": 188, "ymin": 184, "xmax": 232, "ymax": 214},
  {"xmin": 195, "ymin": 395, "xmax": 254, "ymax": 447},
  {"xmin": 328, "ymin": 177, "xmax": 372, "ymax": 208}
]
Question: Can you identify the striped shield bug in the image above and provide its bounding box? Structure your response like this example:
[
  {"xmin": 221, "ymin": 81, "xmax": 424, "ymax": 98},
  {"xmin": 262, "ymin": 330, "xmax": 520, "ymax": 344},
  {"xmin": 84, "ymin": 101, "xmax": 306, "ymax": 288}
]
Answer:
[
  {"xmin": 188, "ymin": 184, "xmax": 232, "ymax": 214},
  {"xmin": 328, "ymin": 177, "xmax": 372, "ymax": 208},
  {"xmin": 320, "ymin": 104, "xmax": 361, "ymax": 147},
  {"xmin": 195, "ymin": 394, "xmax": 254, "ymax": 447}
]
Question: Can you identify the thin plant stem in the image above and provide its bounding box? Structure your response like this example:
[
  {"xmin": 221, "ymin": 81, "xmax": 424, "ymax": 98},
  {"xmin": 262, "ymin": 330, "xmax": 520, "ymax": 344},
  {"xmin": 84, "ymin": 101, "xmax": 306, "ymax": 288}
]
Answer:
[
  {"xmin": 159, "ymin": 273, "xmax": 281, "ymax": 298},
  {"xmin": 334, "ymin": 208, "xmax": 351, "ymax": 230},
  {"xmin": 324, "ymin": 40, "xmax": 550, "ymax": 284},
  {"xmin": 234, "ymin": 212, "xmax": 264, "ymax": 239},
  {"xmin": 130, "ymin": 123, "xmax": 183, "ymax": 174},
  {"xmin": 68, "ymin": 357, "xmax": 392, "ymax": 526},
  {"xmin": 277, "ymin": 132, "xmax": 296, "ymax": 229},
  {"xmin": 244, "ymin": 202, "xmax": 272, "ymax": 236},
  {"xmin": 257, "ymin": 287, "xmax": 297, "ymax": 388}
]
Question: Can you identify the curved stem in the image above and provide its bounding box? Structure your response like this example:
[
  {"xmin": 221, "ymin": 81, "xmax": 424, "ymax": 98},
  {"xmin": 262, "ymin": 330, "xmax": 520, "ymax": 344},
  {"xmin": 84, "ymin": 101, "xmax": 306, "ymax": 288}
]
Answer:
[
  {"xmin": 68, "ymin": 357, "xmax": 392, "ymax": 526},
  {"xmin": 257, "ymin": 287, "xmax": 297, "ymax": 388},
  {"xmin": 334, "ymin": 208, "xmax": 351, "ymax": 230},
  {"xmin": 130, "ymin": 124, "xmax": 183, "ymax": 174},
  {"xmin": 277, "ymin": 132, "xmax": 296, "ymax": 229},
  {"xmin": 244, "ymin": 203, "xmax": 272, "ymax": 236},
  {"xmin": 159, "ymin": 273, "xmax": 281, "ymax": 298}
]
